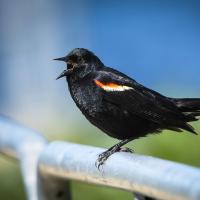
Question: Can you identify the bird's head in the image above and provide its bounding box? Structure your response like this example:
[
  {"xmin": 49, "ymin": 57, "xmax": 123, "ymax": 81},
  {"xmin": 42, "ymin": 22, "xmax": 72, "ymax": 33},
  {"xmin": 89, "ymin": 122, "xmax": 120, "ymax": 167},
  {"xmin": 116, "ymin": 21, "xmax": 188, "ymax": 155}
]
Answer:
[{"xmin": 54, "ymin": 48, "xmax": 103, "ymax": 80}]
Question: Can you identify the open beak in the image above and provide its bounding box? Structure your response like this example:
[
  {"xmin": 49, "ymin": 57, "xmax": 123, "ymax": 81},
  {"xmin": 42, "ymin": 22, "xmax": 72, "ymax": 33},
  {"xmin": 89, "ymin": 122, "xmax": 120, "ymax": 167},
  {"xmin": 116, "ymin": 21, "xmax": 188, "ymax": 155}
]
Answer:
[
  {"xmin": 54, "ymin": 56, "xmax": 72, "ymax": 79},
  {"xmin": 56, "ymin": 69, "xmax": 73, "ymax": 80}
]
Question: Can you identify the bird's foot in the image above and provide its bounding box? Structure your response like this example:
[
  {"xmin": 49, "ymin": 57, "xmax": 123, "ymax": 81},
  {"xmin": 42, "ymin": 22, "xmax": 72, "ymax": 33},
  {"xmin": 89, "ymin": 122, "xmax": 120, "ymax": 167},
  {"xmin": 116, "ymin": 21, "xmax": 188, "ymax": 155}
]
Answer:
[
  {"xmin": 95, "ymin": 149, "xmax": 113, "ymax": 170},
  {"xmin": 95, "ymin": 146, "xmax": 134, "ymax": 170}
]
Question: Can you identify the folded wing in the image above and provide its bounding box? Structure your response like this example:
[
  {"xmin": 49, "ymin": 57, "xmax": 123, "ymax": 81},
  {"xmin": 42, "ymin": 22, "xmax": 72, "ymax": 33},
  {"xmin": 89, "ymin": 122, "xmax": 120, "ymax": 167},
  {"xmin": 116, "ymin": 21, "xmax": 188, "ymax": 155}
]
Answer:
[{"xmin": 94, "ymin": 68, "xmax": 196, "ymax": 133}]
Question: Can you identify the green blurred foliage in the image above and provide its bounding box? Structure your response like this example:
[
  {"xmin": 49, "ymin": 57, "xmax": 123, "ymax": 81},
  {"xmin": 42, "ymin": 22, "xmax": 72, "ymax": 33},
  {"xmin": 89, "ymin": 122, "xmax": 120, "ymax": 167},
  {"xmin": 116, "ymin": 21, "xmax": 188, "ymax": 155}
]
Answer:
[
  {"xmin": 0, "ymin": 121, "xmax": 200, "ymax": 200},
  {"xmin": 0, "ymin": 157, "xmax": 25, "ymax": 200}
]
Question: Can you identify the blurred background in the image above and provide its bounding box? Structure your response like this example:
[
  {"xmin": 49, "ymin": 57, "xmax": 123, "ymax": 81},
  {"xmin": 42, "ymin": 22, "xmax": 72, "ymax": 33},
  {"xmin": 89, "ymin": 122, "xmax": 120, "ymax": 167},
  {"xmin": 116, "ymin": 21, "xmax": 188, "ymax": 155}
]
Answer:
[{"xmin": 0, "ymin": 0, "xmax": 200, "ymax": 199}]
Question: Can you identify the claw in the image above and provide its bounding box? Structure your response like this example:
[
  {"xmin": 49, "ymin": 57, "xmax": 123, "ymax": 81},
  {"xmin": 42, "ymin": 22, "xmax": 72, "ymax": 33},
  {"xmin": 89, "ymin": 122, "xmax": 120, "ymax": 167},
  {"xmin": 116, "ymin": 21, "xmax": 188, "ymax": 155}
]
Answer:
[{"xmin": 95, "ymin": 150, "xmax": 112, "ymax": 170}]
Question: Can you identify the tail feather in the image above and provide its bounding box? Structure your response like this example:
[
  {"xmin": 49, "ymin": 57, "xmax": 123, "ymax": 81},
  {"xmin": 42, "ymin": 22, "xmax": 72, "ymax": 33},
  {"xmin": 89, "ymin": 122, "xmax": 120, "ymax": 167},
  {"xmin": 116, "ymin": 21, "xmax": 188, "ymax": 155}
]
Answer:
[
  {"xmin": 170, "ymin": 98, "xmax": 200, "ymax": 134},
  {"xmin": 184, "ymin": 112, "xmax": 200, "ymax": 121},
  {"xmin": 180, "ymin": 123, "xmax": 197, "ymax": 135},
  {"xmin": 172, "ymin": 98, "xmax": 200, "ymax": 112}
]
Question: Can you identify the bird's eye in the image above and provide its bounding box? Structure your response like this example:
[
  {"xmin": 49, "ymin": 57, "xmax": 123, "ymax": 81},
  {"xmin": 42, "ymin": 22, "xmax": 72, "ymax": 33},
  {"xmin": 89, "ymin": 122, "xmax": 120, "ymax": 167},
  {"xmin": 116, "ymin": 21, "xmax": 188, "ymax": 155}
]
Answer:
[{"xmin": 69, "ymin": 55, "xmax": 78, "ymax": 63}]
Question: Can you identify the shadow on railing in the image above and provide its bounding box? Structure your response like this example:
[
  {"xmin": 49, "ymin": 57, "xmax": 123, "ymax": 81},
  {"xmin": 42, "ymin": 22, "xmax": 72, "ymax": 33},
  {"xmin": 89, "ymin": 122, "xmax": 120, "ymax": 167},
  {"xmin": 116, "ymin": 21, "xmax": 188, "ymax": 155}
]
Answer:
[{"xmin": 0, "ymin": 115, "xmax": 200, "ymax": 200}]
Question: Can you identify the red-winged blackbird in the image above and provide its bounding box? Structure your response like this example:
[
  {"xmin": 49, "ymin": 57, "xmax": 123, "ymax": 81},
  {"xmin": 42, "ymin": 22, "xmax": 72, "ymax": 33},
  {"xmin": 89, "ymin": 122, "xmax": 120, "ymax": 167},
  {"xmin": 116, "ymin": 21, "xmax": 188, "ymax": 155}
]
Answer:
[{"xmin": 55, "ymin": 48, "xmax": 200, "ymax": 168}]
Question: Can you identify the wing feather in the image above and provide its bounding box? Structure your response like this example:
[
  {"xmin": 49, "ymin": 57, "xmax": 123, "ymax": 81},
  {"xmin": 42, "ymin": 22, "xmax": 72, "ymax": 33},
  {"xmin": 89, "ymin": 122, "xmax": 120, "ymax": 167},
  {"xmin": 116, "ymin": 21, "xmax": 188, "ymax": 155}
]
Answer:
[{"xmin": 94, "ymin": 68, "xmax": 189, "ymax": 128}]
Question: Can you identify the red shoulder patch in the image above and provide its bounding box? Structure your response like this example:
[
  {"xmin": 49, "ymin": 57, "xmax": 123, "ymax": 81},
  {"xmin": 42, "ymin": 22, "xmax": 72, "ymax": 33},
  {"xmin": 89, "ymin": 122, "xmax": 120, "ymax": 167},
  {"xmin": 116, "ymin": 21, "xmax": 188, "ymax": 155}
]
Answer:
[{"xmin": 94, "ymin": 80, "xmax": 132, "ymax": 92}]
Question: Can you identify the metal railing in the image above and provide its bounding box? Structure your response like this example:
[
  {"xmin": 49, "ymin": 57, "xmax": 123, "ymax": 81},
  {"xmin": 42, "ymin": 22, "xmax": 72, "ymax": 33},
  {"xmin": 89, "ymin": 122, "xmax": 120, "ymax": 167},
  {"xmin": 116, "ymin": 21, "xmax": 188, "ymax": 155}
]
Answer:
[{"xmin": 0, "ymin": 115, "xmax": 200, "ymax": 200}]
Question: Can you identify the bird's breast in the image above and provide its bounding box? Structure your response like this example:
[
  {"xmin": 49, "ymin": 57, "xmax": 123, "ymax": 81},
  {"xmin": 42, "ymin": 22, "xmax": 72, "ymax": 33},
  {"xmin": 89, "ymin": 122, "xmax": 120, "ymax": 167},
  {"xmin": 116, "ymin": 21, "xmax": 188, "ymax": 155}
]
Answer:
[{"xmin": 68, "ymin": 79, "xmax": 102, "ymax": 116}]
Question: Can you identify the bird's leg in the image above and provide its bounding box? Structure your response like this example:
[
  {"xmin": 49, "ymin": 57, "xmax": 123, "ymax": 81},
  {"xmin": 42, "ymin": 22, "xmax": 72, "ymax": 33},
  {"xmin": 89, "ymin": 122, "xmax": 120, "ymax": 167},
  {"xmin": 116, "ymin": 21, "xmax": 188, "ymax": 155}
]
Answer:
[{"xmin": 95, "ymin": 138, "xmax": 133, "ymax": 169}]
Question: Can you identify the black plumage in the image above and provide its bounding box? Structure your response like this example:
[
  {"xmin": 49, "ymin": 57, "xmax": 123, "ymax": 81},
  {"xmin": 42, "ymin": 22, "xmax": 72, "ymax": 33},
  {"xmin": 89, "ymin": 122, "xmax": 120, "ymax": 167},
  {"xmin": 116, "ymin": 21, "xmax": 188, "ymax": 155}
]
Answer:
[{"xmin": 55, "ymin": 48, "xmax": 199, "ymax": 167}]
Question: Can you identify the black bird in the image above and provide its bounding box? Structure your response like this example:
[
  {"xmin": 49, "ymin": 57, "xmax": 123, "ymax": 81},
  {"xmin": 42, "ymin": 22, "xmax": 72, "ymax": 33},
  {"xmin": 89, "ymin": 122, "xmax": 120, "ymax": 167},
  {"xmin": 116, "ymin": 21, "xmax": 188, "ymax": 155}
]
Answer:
[{"xmin": 55, "ymin": 48, "xmax": 200, "ymax": 168}]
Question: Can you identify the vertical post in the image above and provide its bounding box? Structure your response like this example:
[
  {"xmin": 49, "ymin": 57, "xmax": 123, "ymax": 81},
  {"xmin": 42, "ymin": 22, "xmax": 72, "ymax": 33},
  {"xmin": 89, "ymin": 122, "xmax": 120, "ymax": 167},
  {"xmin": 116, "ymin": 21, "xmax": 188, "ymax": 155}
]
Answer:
[
  {"xmin": 37, "ymin": 171, "xmax": 71, "ymax": 200},
  {"xmin": 0, "ymin": 116, "xmax": 72, "ymax": 200}
]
